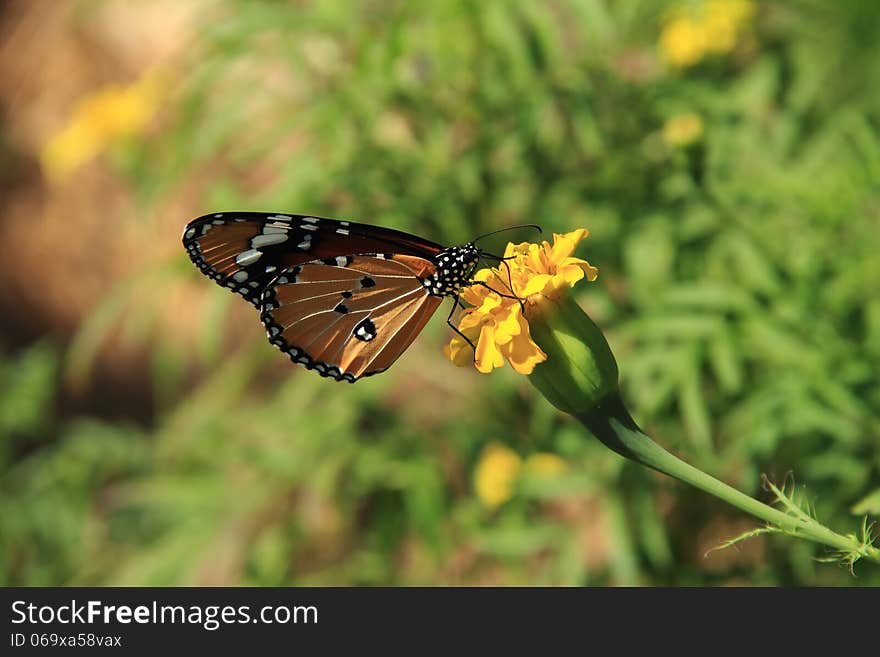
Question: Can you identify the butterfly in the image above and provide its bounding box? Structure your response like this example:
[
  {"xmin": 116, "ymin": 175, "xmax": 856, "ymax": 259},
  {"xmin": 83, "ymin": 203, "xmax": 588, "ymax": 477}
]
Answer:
[{"xmin": 182, "ymin": 212, "xmax": 536, "ymax": 382}]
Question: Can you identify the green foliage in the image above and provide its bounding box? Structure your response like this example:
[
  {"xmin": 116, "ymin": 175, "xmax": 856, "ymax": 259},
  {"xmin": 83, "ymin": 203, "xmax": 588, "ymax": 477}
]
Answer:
[{"xmin": 3, "ymin": 0, "xmax": 879, "ymax": 585}]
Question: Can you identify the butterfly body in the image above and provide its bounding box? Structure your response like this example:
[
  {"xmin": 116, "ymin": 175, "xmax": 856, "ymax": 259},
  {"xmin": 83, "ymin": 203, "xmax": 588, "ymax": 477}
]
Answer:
[
  {"xmin": 420, "ymin": 244, "xmax": 482, "ymax": 296},
  {"xmin": 182, "ymin": 212, "xmax": 483, "ymax": 382}
]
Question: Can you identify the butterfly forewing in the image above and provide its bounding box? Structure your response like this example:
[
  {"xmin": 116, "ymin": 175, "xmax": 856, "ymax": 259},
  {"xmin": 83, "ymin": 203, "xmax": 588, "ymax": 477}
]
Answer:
[
  {"xmin": 260, "ymin": 254, "xmax": 443, "ymax": 382},
  {"xmin": 182, "ymin": 212, "xmax": 444, "ymax": 307}
]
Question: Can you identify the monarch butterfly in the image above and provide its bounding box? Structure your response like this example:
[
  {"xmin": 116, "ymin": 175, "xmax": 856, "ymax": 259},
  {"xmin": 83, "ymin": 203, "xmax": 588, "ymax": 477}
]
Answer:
[{"xmin": 182, "ymin": 212, "xmax": 537, "ymax": 382}]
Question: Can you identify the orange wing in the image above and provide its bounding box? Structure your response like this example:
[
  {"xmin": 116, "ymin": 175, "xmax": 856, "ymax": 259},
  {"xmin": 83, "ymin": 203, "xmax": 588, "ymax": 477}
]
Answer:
[{"xmin": 260, "ymin": 254, "xmax": 443, "ymax": 382}]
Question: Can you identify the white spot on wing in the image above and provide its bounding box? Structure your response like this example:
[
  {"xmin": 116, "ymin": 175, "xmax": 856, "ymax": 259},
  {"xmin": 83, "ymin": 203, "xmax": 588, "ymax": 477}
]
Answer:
[
  {"xmin": 336, "ymin": 229, "xmax": 350, "ymax": 235},
  {"xmin": 185, "ymin": 227, "xmax": 195, "ymax": 239},
  {"xmin": 301, "ymin": 224, "xmax": 319, "ymax": 231},
  {"xmin": 235, "ymin": 248, "xmax": 262, "ymax": 266},
  {"xmin": 251, "ymin": 233, "xmax": 288, "ymax": 248},
  {"xmin": 233, "ymin": 270, "xmax": 249, "ymax": 282},
  {"xmin": 263, "ymin": 225, "xmax": 288, "ymax": 235},
  {"xmin": 302, "ymin": 217, "xmax": 319, "ymax": 223}
]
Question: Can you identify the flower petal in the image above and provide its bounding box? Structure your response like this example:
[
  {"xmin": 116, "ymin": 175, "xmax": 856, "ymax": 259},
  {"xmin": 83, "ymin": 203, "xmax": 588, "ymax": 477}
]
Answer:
[
  {"xmin": 474, "ymin": 324, "xmax": 505, "ymax": 373},
  {"xmin": 500, "ymin": 313, "xmax": 547, "ymax": 374},
  {"xmin": 547, "ymin": 229, "xmax": 589, "ymax": 264}
]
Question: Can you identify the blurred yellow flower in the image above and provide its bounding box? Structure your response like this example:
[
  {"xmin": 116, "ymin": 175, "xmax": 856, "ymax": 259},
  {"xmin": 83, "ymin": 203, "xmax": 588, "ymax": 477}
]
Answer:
[
  {"xmin": 473, "ymin": 444, "xmax": 568, "ymax": 509},
  {"xmin": 659, "ymin": 0, "xmax": 755, "ymax": 69},
  {"xmin": 474, "ymin": 442, "xmax": 522, "ymax": 509},
  {"xmin": 662, "ymin": 112, "xmax": 704, "ymax": 147},
  {"xmin": 445, "ymin": 229, "xmax": 598, "ymax": 375},
  {"xmin": 41, "ymin": 67, "xmax": 167, "ymax": 181},
  {"xmin": 523, "ymin": 453, "xmax": 568, "ymax": 478},
  {"xmin": 659, "ymin": 17, "xmax": 708, "ymax": 69}
]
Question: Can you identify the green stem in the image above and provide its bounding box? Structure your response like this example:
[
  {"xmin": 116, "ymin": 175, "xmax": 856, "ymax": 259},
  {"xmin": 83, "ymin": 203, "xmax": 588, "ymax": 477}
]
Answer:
[{"xmin": 577, "ymin": 392, "xmax": 880, "ymax": 564}]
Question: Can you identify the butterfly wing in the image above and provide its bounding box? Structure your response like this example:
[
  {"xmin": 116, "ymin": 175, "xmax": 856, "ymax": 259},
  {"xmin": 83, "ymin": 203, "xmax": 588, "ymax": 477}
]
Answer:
[
  {"xmin": 260, "ymin": 254, "xmax": 443, "ymax": 382},
  {"xmin": 182, "ymin": 212, "xmax": 444, "ymax": 307}
]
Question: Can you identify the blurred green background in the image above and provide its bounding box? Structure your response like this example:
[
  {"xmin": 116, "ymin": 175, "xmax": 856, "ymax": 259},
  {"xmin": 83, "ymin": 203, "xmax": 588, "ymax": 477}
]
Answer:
[{"xmin": 1, "ymin": 0, "xmax": 878, "ymax": 586}]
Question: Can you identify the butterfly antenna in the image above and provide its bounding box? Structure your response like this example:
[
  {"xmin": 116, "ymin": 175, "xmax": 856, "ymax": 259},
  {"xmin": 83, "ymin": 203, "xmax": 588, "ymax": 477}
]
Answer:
[{"xmin": 472, "ymin": 224, "xmax": 542, "ymax": 244}]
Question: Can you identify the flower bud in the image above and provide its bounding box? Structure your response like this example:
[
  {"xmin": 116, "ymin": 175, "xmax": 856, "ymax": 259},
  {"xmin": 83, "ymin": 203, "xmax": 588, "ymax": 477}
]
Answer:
[{"xmin": 526, "ymin": 295, "xmax": 620, "ymax": 416}]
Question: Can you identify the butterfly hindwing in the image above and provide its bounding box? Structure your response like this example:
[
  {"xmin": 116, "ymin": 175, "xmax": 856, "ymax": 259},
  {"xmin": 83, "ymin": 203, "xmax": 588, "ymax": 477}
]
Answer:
[
  {"xmin": 182, "ymin": 212, "xmax": 444, "ymax": 307},
  {"xmin": 260, "ymin": 254, "xmax": 443, "ymax": 382}
]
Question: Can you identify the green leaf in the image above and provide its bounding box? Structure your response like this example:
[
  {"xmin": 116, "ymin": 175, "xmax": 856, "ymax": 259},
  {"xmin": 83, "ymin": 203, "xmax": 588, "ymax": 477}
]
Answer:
[{"xmin": 851, "ymin": 489, "xmax": 880, "ymax": 516}]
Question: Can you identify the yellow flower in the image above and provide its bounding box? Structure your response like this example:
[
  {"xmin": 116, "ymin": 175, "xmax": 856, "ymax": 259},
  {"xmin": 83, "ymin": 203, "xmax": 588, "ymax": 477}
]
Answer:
[
  {"xmin": 662, "ymin": 112, "xmax": 704, "ymax": 147},
  {"xmin": 523, "ymin": 453, "xmax": 568, "ymax": 478},
  {"xmin": 473, "ymin": 445, "xmax": 569, "ymax": 508},
  {"xmin": 659, "ymin": 17, "xmax": 708, "ymax": 69},
  {"xmin": 474, "ymin": 442, "xmax": 522, "ymax": 509},
  {"xmin": 444, "ymin": 228, "xmax": 598, "ymax": 375},
  {"xmin": 658, "ymin": 0, "xmax": 756, "ymax": 69},
  {"xmin": 41, "ymin": 67, "xmax": 167, "ymax": 181}
]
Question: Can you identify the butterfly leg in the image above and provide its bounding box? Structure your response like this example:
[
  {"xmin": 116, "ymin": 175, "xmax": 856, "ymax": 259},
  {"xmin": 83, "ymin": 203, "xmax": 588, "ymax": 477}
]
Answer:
[
  {"xmin": 446, "ymin": 295, "xmax": 477, "ymax": 358},
  {"xmin": 467, "ymin": 281, "xmax": 526, "ymax": 313},
  {"xmin": 498, "ymin": 259, "xmax": 517, "ymax": 298},
  {"xmin": 479, "ymin": 252, "xmax": 518, "ymax": 296}
]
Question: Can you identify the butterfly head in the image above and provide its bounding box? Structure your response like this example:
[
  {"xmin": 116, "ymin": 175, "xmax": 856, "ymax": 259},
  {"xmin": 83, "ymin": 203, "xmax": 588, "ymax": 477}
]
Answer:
[{"xmin": 423, "ymin": 243, "xmax": 482, "ymax": 297}]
